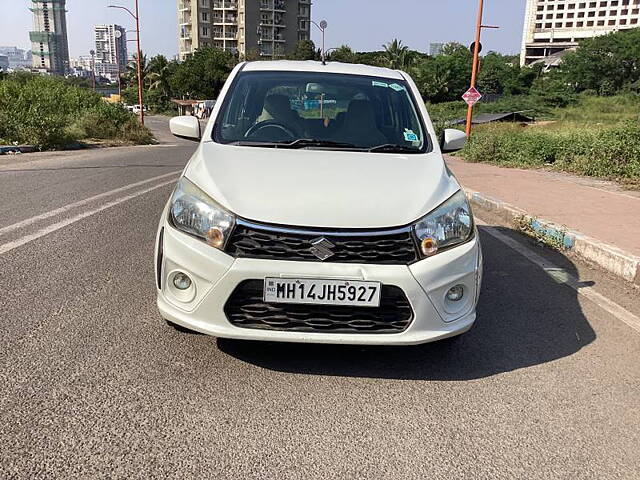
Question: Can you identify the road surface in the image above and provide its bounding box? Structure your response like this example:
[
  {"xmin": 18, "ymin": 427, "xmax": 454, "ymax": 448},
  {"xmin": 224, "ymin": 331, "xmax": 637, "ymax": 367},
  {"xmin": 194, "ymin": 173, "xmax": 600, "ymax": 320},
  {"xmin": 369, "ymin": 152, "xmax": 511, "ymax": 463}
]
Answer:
[{"xmin": 1, "ymin": 117, "xmax": 639, "ymax": 479}]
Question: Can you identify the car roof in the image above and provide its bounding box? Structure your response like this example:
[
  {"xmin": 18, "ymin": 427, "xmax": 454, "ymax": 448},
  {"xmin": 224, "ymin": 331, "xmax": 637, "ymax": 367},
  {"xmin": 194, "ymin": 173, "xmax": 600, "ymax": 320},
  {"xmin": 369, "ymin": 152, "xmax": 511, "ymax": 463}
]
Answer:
[{"xmin": 242, "ymin": 60, "xmax": 405, "ymax": 80}]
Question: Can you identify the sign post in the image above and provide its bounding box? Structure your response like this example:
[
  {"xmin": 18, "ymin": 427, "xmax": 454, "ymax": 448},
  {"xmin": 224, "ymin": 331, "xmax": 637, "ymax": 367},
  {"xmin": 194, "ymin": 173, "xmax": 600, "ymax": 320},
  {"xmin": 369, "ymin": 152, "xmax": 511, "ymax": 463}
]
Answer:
[{"xmin": 464, "ymin": 0, "xmax": 499, "ymax": 138}]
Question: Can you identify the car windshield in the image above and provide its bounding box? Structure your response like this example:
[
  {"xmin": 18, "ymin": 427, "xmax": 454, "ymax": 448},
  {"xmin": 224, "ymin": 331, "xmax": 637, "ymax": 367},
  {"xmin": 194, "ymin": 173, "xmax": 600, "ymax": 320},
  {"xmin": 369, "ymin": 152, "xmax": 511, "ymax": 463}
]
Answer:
[{"xmin": 213, "ymin": 70, "xmax": 428, "ymax": 152}]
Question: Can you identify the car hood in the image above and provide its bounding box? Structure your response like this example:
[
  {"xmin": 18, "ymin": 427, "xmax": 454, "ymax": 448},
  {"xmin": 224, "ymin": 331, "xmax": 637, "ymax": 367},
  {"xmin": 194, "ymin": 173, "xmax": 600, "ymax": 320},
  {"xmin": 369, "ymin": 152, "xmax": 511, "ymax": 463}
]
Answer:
[{"xmin": 183, "ymin": 142, "xmax": 460, "ymax": 229}]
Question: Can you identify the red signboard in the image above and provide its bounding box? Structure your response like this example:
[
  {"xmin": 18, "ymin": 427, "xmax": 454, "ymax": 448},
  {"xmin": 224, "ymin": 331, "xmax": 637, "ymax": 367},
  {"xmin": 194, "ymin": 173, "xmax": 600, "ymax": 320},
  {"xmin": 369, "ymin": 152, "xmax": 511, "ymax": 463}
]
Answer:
[{"xmin": 462, "ymin": 87, "xmax": 482, "ymax": 106}]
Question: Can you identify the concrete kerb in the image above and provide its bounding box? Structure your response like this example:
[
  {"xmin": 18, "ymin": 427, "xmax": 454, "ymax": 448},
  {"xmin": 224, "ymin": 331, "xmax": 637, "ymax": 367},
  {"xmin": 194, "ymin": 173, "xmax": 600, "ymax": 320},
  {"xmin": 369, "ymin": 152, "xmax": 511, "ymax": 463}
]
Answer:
[{"xmin": 464, "ymin": 188, "xmax": 640, "ymax": 285}]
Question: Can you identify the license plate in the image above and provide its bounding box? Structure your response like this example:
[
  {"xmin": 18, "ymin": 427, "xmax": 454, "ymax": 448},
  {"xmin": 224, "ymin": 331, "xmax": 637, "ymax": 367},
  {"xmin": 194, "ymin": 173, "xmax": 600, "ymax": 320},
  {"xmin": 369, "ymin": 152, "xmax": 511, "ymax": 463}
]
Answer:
[{"xmin": 264, "ymin": 278, "xmax": 381, "ymax": 307}]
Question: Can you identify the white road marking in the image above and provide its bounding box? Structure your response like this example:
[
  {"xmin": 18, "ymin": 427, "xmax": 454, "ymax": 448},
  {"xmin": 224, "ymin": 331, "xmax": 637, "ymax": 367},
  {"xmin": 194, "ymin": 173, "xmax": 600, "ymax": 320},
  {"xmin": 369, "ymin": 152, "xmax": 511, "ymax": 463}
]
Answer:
[
  {"xmin": 477, "ymin": 218, "xmax": 640, "ymax": 334},
  {"xmin": 0, "ymin": 179, "xmax": 177, "ymax": 256},
  {"xmin": 0, "ymin": 171, "xmax": 181, "ymax": 238}
]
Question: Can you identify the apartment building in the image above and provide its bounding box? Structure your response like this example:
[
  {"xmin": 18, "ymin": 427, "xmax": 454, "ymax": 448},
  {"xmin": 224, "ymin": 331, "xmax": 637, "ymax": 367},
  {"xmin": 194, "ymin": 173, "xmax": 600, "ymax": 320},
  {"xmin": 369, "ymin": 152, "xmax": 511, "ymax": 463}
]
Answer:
[
  {"xmin": 178, "ymin": 0, "xmax": 312, "ymax": 61},
  {"xmin": 29, "ymin": 0, "xmax": 70, "ymax": 75},
  {"xmin": 521, "ymin": 0, "xmax": 640, "ymax": 66},
  {"xmin": 0, "ymin": 47, "xmax": 31, "ymax": 70},
  {"xmin": 94, "ymin": 24, "xmax": 128, "ymax": 80}
]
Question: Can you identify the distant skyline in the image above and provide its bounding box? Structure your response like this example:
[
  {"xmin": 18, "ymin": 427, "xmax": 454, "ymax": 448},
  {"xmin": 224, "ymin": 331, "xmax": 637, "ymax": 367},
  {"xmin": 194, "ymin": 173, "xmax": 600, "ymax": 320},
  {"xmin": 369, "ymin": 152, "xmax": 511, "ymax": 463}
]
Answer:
[{"xmin": 1, "ymin": 0, "xmax": 526, "ymax": 58}]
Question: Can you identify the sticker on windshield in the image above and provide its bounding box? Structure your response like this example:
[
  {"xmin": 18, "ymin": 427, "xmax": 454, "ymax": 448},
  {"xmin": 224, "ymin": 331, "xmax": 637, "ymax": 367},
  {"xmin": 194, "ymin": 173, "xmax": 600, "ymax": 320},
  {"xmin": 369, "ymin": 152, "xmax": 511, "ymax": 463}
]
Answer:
[
  {"xmin": 389, "ymin": 83, "xmax": 405, "ymax": 92},
  {"xmin": 403, "ymin": 129, "xmax": 419, "ymax": 142},
  {"xmin": 372, "ymin": 80, "xmax": 389, "ymax": 88}
]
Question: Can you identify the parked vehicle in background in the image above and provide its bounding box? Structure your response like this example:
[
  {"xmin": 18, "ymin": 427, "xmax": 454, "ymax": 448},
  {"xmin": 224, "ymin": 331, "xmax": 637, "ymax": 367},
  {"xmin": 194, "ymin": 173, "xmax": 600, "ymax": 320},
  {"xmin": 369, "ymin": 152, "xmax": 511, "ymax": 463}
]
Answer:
[
  {"xmin": 156, "ymin": 60, "xmax": 481, "ymax": 345},
  {"xmin": 125, "ymin": 104, "xmax": 147, "ymax": 114}
]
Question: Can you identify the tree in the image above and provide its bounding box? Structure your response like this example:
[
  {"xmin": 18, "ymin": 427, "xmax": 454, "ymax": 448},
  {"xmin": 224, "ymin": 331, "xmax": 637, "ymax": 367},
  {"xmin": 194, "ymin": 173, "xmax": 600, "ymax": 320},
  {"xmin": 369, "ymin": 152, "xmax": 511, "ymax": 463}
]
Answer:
[
  {"xmin": 530, "ymin": 70, "xmax": 577, "ymax": 108},
  {"xmin": 412, "ymin": 43, "xmax": 472, "ymax": 102},
  {"xmin": 147, "ymin": 55, "xmax": 176, "ymax": 101},
  {"xmin": 291, "ymin": 40, "xmax": 317, "ymax": 60},
  {"xmin": 328, "ymin": 45, "xmax": 357, "ymax": 64},
  {"xmin": 382, "ymin": 39, "xmax": 415, "ymax": 70},
  {"xmin": 124, "ymin": 52, "xmax": 149, "ymax": 88},
  {"xmin": 477, "ymin": 52, "xmax": 521, "ymax": 95},
  {"xmin": 169, "ymin": 47, "xmax": 237, "ymax": 99},
  {"xmin": 560, "ymin": 28, "xmax": 640, "ymax": 95}
]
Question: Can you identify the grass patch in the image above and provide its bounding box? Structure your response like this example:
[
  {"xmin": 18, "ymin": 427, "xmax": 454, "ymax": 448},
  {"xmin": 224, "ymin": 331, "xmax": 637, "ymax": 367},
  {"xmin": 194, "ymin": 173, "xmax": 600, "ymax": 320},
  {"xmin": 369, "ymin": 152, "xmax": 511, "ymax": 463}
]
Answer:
[
  {"xmin": 446, "ymin": 94, "xmax": 640, "ymax": 183},
  {"xmin": 461, "ymin": 120, "xmax": 640, "ymax": 181}
]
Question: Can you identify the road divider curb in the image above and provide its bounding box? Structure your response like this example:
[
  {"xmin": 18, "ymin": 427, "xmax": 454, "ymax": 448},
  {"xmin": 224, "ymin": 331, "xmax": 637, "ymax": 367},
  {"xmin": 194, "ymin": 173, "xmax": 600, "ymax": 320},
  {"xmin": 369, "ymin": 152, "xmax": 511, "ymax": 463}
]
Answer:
[{"xmin": 464, "ymin": 188, "xmax": 640, "ymax": 285}]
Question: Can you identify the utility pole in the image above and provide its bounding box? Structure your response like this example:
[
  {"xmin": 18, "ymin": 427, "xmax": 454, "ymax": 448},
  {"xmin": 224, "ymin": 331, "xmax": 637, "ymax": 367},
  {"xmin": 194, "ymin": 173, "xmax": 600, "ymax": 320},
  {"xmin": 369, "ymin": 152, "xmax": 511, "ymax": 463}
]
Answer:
[
  {"xmin": 465, "ymin": 0, "xmax": 498, "ymax": 138},
  {"xmin": 108, "ymin": 1, "xmax": 145, "ymax": 125}
]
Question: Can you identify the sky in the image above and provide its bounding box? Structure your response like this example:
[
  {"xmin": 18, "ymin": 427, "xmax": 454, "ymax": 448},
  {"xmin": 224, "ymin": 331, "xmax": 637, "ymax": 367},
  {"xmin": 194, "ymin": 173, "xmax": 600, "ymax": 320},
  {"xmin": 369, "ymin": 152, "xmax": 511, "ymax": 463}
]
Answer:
[{"xmin": 0, "ymin": 0, "xmax": 527, "ymax": 58}]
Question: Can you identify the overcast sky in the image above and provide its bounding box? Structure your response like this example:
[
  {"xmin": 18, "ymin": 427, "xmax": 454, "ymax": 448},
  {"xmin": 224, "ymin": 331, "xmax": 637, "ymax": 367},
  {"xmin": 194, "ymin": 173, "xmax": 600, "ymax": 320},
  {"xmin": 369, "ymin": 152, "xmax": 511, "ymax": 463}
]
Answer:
[{"xmin": 0, "ymin": 0, "xmax": 526, "ymax": 58}]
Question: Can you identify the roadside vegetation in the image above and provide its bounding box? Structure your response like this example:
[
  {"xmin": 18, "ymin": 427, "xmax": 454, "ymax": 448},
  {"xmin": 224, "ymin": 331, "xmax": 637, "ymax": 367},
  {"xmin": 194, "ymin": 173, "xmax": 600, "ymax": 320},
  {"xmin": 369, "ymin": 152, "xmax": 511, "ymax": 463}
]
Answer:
[
  {"xmin": 128, "ymin": 30, "xmax": 639, "ymax": 186},
  {"xmin": 0, "ymin": 73, "xmax": 152, "ymax": 150},
  {"xmin": 4, "ymin": 26, "xmax": 639, "ymax": 176}
]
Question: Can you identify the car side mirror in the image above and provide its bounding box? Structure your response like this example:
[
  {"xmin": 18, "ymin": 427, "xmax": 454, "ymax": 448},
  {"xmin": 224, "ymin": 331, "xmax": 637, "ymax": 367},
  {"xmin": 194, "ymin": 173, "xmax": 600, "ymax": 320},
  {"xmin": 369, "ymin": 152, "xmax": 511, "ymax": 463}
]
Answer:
[
  {"xmin": 441, "ymin": 129, "xmax": 467, "ymax": 153},
  {"xmin": 170, "ymin": 116, "xmax": 201, "ymax": 141}
]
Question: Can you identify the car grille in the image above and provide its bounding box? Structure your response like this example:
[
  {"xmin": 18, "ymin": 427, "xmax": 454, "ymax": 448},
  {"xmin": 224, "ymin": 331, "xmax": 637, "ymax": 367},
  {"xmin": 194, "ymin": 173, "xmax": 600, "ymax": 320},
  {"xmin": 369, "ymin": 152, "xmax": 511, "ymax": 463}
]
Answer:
[
  {"xmin": 224, "ymin": 280, "xmax": 413, "ymax": 334},
  {"xmin": 226, "ymin": 220, "xmax": 419, "ymax": 265}
]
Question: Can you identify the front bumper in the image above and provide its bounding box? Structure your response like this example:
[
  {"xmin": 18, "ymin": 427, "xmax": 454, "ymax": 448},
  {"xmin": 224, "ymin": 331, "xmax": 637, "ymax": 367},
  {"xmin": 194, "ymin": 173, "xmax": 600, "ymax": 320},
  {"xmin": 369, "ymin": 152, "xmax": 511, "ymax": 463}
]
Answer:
[{"xmin": 155, "ymin": 215, "xmax": 482, "ymax": 345}]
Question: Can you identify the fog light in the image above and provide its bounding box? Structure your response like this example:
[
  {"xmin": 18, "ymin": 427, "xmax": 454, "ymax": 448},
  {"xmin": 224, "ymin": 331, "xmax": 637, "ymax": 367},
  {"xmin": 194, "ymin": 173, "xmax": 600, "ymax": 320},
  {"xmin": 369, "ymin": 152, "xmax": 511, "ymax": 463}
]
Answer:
[
  {"xmin": 446, "ymin": 284, "xmax": 464, "ymax": 302},
  {"xmin": 173, "ymin": 272, "xmax": 192, "ymax": 290},
  {"xmin": 420, "ymin": 236, "xmax": 438, "ymax": 256}
]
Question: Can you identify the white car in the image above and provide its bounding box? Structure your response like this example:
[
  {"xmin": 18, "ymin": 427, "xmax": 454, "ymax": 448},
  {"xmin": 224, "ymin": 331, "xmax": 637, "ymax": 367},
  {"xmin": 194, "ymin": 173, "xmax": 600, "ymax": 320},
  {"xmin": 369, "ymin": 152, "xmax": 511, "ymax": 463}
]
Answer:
[
  {"xmin": 156, "ymin": 60, "xmax": 482, "ymax": 345},
  {"xmin": 127, "ymin": 104, "xmax": 147, "ymax": 114}
]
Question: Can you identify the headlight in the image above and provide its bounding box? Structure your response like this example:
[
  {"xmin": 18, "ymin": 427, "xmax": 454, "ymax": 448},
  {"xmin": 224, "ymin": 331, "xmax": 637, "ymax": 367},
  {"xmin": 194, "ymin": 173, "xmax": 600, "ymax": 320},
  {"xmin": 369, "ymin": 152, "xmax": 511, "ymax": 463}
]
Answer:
[
  {"xmin": 169, "ymin": 177, "xmax": 235, "ymax": 249},
  {"xmin": 413, "ymin": 190, "xmax": 473, "ymax": 257}
]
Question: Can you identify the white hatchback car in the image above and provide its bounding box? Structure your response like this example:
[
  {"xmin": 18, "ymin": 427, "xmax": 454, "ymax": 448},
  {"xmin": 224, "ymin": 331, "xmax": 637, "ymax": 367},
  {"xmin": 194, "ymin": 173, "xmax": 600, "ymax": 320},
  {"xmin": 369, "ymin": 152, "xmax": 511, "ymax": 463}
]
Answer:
[{"xmin": 156, "ymin": 60, "xmax": 482, "ymax": 345}]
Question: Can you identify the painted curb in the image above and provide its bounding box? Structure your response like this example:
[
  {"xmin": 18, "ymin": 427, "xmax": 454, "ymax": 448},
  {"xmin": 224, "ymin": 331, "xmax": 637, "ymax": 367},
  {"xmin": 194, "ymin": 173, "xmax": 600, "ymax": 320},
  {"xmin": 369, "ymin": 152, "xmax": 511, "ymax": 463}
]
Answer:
[{"xmin": 464, "ymin": 188, "xmax": 640, "ymax": 285}]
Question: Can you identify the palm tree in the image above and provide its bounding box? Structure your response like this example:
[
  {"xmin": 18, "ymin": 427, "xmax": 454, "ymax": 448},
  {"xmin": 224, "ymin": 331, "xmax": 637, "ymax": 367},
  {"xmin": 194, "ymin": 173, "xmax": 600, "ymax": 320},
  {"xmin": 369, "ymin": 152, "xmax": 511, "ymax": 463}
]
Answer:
[
  {"xmin": 382, "ymin": 39, "xmax": 415, "ymax": 71},
  {"xmin": 148, "ymin": 58, "xmax": 173, "ymax": 102},
  {"xmin": 125, "ymin": 52, "xmax": 149, "ymax": 88}
]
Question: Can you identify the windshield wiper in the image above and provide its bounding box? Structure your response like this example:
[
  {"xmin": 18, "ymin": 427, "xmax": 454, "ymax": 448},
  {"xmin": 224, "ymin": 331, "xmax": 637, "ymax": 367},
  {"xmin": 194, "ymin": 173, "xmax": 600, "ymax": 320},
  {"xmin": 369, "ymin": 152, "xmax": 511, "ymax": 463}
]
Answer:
[
  {"xmin": 279, "ymin": 138, "xmax": 363, "ymax": 149},
  {"xmin": 229, "ymin": 141, "xmax": 282, "ymax": 147},
  {"xmin": 368, "ymin": 144, "xmax": 422, "ymax": 153},
  {"xmin": 229, "ymin": 139, "xmax": 362, "ymax": 150}
]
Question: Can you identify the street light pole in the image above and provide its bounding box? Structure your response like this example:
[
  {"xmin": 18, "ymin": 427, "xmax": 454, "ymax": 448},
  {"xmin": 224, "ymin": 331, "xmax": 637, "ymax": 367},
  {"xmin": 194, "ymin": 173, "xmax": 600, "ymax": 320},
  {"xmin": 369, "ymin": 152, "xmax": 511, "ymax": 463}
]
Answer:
[
  {"xmin": 90, "ymin": 49, "xmax": 96, "ymax": 91},
  {"xmin": 108, "ymin": 1, "xmax": 145, "ymax": 125},
  {"xmin": 310, "ymin": 20, "xmax": 328, "ymax": 64},
  {"xmin": 114, "ymin": 29, "xmax": 123, "ymax": 98}
]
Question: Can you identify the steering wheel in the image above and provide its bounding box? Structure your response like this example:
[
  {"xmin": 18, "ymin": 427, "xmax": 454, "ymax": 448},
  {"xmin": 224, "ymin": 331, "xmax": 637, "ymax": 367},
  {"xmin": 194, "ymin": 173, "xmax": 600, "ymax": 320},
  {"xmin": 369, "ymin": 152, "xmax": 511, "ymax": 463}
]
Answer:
[{"xmin": 245, "ymin": 120, "xmax": 298, "ymax": 140}]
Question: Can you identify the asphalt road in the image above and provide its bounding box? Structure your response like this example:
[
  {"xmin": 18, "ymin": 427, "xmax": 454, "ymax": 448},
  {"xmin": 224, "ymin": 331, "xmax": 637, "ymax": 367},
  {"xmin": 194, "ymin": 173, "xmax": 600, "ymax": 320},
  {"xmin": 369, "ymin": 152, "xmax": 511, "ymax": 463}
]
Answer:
[{"xmin": 1, "ymin": 117, "xmax": 639, "ymax": 479}]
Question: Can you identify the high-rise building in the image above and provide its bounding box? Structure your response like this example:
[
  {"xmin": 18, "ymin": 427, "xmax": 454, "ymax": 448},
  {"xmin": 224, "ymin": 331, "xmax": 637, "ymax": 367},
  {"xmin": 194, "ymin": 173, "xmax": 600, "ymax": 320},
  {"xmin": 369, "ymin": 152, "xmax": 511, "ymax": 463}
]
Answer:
[
  {"xmin": 178, "ymin": 0, "xmax": 312, "ymax": 61},
  {"xmin": 521, "ymin": 0, "xmax": 640, "ymax": 66},
  {"xmin": 429, "ymin": 42, "xmax": 444, "ymax": 56},
  {"xmin": 94, "ymin": 24, "xmax": 128, "ymax": 80},
  {"xmin": 29, "ymin": 0, "xmax": 70, "ymax": 75}
]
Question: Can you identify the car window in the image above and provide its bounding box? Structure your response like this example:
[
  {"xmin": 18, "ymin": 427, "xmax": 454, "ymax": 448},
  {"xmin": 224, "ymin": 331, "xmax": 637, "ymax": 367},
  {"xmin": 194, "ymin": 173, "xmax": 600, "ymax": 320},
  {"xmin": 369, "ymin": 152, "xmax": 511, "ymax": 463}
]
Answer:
[{"xmin": 214, "ymin": 70, "xmax": 428, "ymax": 151}]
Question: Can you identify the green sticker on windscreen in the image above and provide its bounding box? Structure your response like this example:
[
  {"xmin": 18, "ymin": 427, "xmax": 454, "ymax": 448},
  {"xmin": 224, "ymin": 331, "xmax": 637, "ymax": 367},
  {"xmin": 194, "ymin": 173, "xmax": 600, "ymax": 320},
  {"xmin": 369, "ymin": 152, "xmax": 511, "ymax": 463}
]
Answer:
[
  {"xmin": 389, "ymin": 83, "xmax": 405, "ymax": 92},
  {"xmin": 372, "ymin": 80, "xmax": 389, "ymax": 88}
]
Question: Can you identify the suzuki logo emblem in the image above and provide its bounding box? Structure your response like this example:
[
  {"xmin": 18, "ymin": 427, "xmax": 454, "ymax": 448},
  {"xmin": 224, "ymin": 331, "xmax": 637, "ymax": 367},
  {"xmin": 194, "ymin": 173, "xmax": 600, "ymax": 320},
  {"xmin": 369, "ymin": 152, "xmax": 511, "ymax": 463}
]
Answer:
[{"xmin": 310, "ymin": 237, "xmax": 335, "ymax": 261}]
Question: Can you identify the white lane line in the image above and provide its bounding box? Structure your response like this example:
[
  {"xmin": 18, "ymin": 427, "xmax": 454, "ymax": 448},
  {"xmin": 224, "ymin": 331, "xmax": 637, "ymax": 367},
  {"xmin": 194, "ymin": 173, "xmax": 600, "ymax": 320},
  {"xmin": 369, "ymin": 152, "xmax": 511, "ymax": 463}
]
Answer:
[
  {"xmin": 477, "ymin": 218, "xmax": 640, "ymax": 334},
  {"xmin": 0, "ymin": 179, "xmax": 177, "ymax": 256},
  {"xmin": 0, "ymin": 170, "xmax": 181, "ymax": 238}
]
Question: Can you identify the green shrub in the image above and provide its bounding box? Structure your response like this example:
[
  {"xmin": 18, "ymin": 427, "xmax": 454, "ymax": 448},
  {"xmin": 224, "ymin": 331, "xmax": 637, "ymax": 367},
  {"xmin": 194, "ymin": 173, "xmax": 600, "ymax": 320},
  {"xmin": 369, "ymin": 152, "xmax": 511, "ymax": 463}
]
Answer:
[
  {"xmin": 69, "ymin": 102, "xmax": 152, "ymax": 144},
  {"xmin": 0, "ymin": 73, "xmax": 153, "ymax": 149},
  {"xmin": 461, "ymin": 121, "xmax": 640, "ymax": 180}
]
